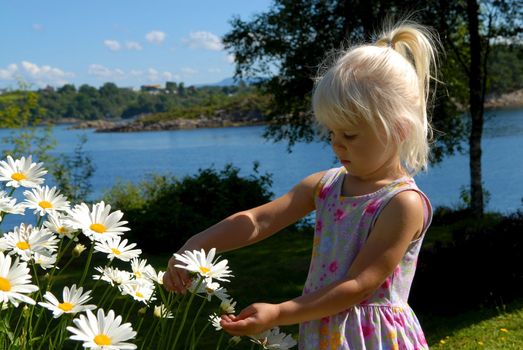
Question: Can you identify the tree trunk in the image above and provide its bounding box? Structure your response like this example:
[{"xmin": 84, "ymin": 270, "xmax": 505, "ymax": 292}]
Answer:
[{"xmin": 466, "ymin": 0, "xmax": 484, "ymax": 217}]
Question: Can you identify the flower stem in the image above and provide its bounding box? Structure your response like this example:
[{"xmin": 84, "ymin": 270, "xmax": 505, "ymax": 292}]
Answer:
[
  {"xmin": 171, "ymin": 277, "xmax": 203, "ymax": 350},
  {"xmin": 78, "ymin": 243, "xmax": 94, "ymax": 287}
]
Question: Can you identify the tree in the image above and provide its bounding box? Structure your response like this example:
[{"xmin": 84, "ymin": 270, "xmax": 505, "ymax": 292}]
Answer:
[
  {"xmin": 224, "ymin": 0, "xmax": 522, "ymax": 216},
  {"xmin": 437, "ymin": 0, "xmax": 522, "ymax": 216},
  {"xmin": 223, "ymin": 0, "xmax": 465, "ymax": 158}
]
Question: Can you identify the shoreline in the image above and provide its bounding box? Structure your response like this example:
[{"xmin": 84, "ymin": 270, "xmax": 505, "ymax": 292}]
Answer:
[{"xmin": 56, "ymin": 89, "xmax": 523, "ymax": 132}]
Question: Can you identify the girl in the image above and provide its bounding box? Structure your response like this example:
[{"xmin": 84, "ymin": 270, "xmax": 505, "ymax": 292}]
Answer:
[{"xmin": 164, "ymin": 21, "xmax": 438, "ymax": 350}]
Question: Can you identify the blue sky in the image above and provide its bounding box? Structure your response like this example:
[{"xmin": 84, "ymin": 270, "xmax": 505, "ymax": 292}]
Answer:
[{"xmin": 0, "ymin": 0, "xmax": 273, "ymax": 89}]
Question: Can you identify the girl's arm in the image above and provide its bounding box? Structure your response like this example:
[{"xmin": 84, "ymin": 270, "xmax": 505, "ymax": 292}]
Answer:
[
  {"xmin": 163, "ymin": 171, "xmax": 325, "ymax": 293},
  {"xmin": 220, "ymin": 190, "xmax": 425, "ymax": 335}
]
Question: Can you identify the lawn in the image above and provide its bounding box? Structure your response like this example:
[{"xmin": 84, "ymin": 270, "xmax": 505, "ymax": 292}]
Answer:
[
  {"xmin": 145, "ymin": 223, "xmax": 523, "ymax": 349},
  {"xmin": 35, "ymin": 221, "xmax": 522, "ymax": 349}
]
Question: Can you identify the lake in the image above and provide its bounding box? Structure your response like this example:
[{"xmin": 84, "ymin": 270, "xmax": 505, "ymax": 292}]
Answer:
[{"xmin": 1, "ymin": 108, "xmax": 522, "ymax": 214}]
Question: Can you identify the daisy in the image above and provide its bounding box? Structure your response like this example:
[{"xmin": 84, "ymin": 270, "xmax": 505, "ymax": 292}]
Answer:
[
  {"xmin": 130, "ymin": 258, "xmax": 155, "ymax": 280},
  {"xmin": 0, "ymin": 252, "xmax": 38, "ymax": 307},
  {"xmin": 67, "ymin": 309, "xmax": 137, "ymax": 349},
  {"xmin": 1, "ymin": 224, "xmax": 58, "ymax": 261},
  {"xmin": 93, "ymin": 266, "xmax": 133, "ymax": 287},
  {"xmin": 119, "ymin": 280, "xmax": 156, "ymax": 304},
  {"xmin": 44, "ymin": 213, "xmax": 77, "ymax": 240},
  {"xmin": 0, "ymin": 191, "xmax": 25, "ymax": 219},
  {"xmin": 94, "ymin": 237, "xmax": 142, "ymax": 262},
  {"xmin": 189, "ymin": 278, "xmax": 230, "ymax": 302},
  {"xmin": 153, "ymin": 304, "xmax": 173, "ymax": 319},
  {"xmin": 33, "ymin": 252, "xmax": 57, "ymax": 270},
  {"xmin": 220, "ymin": 298, "xmax": 237, "ymax": 314},
  {"xmin": 23, "ymin": 185, "xmax": 70, "ymax": 216},
  {"xmin": 66, "ymin": 201, "xmax": 130, "ymax": 242},
  {"xmin": 249, "ymin": 327, "xmax": 297, "ymax": 350},
  {"xmin": 173, "ymin": 248, "xmax": 233, "ymax": 282},
  {"xmin": 39, "ymin": 284, "xmax": 96, "ymax": 318},
  {"xmin": 0, "ymin": 155, "xmax": 47, "ymax": 188},
  {"xmin": 209, "ymin": 313, "xmax": 222, "ymax": 331},
  {"xmin": 143, "ymin": 268, "xmax": 165, "ymax": 285}
]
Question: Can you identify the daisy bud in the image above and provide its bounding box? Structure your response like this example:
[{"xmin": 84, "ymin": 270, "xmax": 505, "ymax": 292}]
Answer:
[
  {"xmin": 138, "ymin": 307, "xmax": 147, "ymax": 316},
  {"xmin": 22, "ymin": 305, "xmax": 30, "ymax": 318},
  {"xmin": 72, "ymin": 244, "xmax": 87, "ymax": 258}
]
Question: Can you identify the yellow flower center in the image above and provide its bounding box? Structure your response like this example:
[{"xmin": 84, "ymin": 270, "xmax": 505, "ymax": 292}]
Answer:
[
  {"xmin": 134, "ymin": 271, "xmax": 142, "ymax": 278},
  {"xmin": 16, "ymin": 241, "xmax": 30, "ymax": 250},
  {"xmin": 11, "ymin": 172, "xmax": 26, "ymax": 181},
  {"xmin": 58, "ymin": 302, "xmax": 74, "ymax": 312},
  {"xmin": 199, "ymin": 266, "xmax": 210, "ymax": 274},
  {"xmin": 90, "ymin": 223, "xmax": 106, "ymax": 234},
  {"xmin": 58, "ymin": 226, "xmax": 66, "ymax": 234},
  {"xmin": 0, "ymin": 277, "xmax": 11, "ymax": 291},
  {"xmin": 39, "ymin": 201, "xmax": 53, "ymax": 209},
  {"xmin": 111, "ymin": 248, "xmax": 121, "ymax": 255},
  {"xmin": 136, "ymin": 291, "xmax": 144, "ymax": 298},
  {"xmin": 94, "ymin": 334, "xmax": 112, "ymax": 346}
]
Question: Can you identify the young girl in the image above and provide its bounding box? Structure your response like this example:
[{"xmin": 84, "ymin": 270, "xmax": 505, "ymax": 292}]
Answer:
[{"xmin": 164, "ymin": 21, "xmax": 438, "ymax": 350}]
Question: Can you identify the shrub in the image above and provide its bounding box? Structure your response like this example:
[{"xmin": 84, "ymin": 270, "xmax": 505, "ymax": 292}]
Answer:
[
  {"xmin": 103, "ymin": 163, "xmax": 273, "ymax": 253},
  {"xmin": 410, "ymin": 210, "xmax": 523, "ymax": 315}
]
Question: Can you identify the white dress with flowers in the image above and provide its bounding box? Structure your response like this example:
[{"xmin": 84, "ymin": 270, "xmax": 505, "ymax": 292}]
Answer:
[{"xmin": 299, "ymin": 167, "xmax": 432, "ymax": 350}]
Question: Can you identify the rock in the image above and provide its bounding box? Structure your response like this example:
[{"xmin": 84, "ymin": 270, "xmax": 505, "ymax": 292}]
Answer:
[{"xmin": 485, "ymin": 89, "xmax": 523, "ymax": 110}]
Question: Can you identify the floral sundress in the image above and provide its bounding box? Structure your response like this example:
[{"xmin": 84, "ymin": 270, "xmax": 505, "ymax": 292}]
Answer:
[{"xmin": 299, "ymin": 167, "xmax": 432, "ymax": 350}]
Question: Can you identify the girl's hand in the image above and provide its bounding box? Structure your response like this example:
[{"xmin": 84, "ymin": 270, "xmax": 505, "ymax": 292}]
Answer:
[
  {"xmin": 163, "ymin": 252, "xmax": 193, "ymax": 294},
  {"xmin": 220, "ymin": 303, "xmax": 280, "ymax": 336}
]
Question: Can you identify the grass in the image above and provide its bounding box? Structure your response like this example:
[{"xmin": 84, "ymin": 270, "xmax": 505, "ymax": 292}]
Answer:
[{"xmin": 13, "ymin": 219, "xmax": 522, "ymax": 349}]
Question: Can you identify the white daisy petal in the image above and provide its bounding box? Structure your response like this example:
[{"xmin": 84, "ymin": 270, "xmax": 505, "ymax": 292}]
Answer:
[
  {"xmin": 0, "ymin": 155, "xmax": 47, "ymax": 189},
  {"xmin": 67, "ymin": 309, "xmax": 137, "ymax": 349},
  {"xmin": 0, "ymin": 252, "xmax": 38, "ymax": 307}
]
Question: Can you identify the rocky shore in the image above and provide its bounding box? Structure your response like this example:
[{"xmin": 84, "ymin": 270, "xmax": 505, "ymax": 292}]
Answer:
[
  {"xmin": 68, "ymin": 89, "xmax": 523, "ymax": 132},
  {"xmin": 71, "ymin": 109, "xmax": 265, "ymax": 132},
  {"xmin": 484, "ymin": 89, "xmax": 523, "ymax": 110}
]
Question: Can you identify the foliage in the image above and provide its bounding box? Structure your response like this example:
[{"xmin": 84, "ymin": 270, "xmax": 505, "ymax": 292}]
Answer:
[
  {"xmin": 20, "ymin": 82, "xmax": 270, "ymax": 123},
  {"xmin": 140, "ymin": 89, "xmax": 272, "ymax": 124},
  {"xmin": 103, "ymin": 163, "xmax": 274, "ymax": 253},
  {"xmin": 0, "ymin": 156, "xmax": 294, "ymax": 350},
  {"xmin": 0, "ymin": 84, "xmax": 95, "ymax": 205},
  {"xmin": 222, "ymin": 0, "xmax": 470, "ymax": 157},
  {"xmin": 51, "ymin": 134, "xmax": 96, "ymax": 204},
  {"xmin": 410, "ymin": 210, "xmax": 523, "ymax": 316}
]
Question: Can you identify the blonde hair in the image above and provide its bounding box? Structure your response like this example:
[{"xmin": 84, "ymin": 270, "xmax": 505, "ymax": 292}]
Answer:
[{"xmin": 312, "ymin": 21, "xmax": 440, "ymax": 174}]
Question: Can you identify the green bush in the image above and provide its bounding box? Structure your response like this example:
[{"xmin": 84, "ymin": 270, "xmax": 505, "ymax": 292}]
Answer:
[
  {"xmin": 103, "ymin": 163, "xmax": 273, "ymax": 253},
  {"xmin": 411, "ymin": 210, "xmax": 523, "ymax": 315}
]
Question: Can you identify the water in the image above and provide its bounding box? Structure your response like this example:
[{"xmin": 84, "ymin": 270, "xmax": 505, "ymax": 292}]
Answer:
[{"xmin": 1, "ymin": 108, "xmax": 522, "ymax": 214}]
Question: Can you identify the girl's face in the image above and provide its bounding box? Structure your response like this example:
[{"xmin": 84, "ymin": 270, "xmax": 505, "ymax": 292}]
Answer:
[{"xmin": 329, "ymin": 120, "xmax": 401, "ymax": 180}]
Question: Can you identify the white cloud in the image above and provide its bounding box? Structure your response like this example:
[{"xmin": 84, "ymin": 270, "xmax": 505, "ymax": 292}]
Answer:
[
  {"xmin": 20, "ymin": 61, "xmax": 73, "ymax": 87},
  {"xmin": 0, "ymin": 64, "xmax": 18, "ymax": 80},
  {"xmin": 208, "ymin": 68, "xmax": 221, "ymax": 73},
  {"xmin": 32, "ymin": 23, "xmax": 44, "ymax": 32},
  {"xmin": 145, "ymin": 31, "xmax": 166, "ymax": 44},
  {"xmin": 184, "ymin": 31, "xmax": 223, "ymax": 51},
  {"xmin": 88, "ymin": 64, "xmax": 125, "ymax": 79},
  {"xmin": 104, "ymin": 40, "xmax": 122, "ymax": 51},
  {"xmin": 130, "ymin": 69, "xmax": 143, "ymax": 77},
  {"xmin": 0, "ymin": 61, "xmax": 74, "ymax": 87},
  {"xmin": 145, "ymin": 68, "xmax": 179, "ymax": 82},
  {"xmin": 181, "ymin": 67, "xmax": 198, "ymax": 76},
  {"xmin": 126, "ymin": 41, "xmax": 143, "ymax": 51}
]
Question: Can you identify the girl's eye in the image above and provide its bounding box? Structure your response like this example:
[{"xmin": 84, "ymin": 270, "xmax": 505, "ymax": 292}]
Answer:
[{"xmin": 343, "ymin": 133, "xmax": 357, "ymax": 140}]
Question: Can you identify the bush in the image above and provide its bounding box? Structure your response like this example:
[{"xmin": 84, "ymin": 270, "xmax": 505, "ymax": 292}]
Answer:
[
  {"xmin": 103, "ymin": 163, "xmax": 273, "ymax": 253},
  {"xmin": 410, "ymin": 210, "xmax": 523, "ymax": 315}
]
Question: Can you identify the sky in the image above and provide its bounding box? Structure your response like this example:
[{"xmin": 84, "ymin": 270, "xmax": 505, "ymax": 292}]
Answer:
[{"xmin": 0, "ymin": 0, "xmax": 273, "ymax": 89}]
